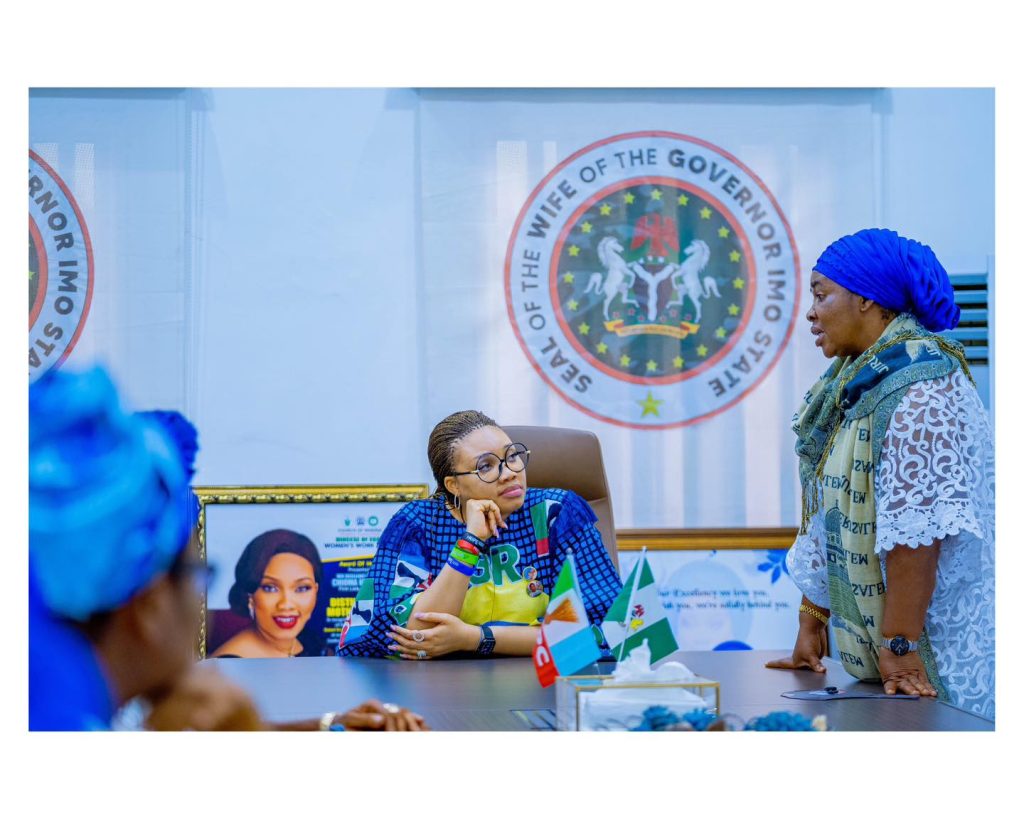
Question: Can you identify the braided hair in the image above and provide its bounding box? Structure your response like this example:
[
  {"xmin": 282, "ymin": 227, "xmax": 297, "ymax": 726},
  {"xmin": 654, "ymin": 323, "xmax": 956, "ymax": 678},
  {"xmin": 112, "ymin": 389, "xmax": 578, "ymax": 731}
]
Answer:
[{"xmin": 426, "ymin": 410, "xmax": 498, "ymax": 505}]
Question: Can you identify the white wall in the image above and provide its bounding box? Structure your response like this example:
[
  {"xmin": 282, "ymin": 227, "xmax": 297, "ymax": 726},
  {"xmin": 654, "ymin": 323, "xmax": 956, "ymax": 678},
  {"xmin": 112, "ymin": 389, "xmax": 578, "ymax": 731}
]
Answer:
[{"xmin": 188, "ymin": 89, "xmax": 424, "ymax": 486}]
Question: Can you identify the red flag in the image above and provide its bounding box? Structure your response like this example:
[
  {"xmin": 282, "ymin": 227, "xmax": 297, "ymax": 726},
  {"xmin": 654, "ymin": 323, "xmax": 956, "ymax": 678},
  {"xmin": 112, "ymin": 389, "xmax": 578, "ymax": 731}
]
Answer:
[{"xmin": 532, "ymin": 628, "xmax": 558, "ymax": 688}]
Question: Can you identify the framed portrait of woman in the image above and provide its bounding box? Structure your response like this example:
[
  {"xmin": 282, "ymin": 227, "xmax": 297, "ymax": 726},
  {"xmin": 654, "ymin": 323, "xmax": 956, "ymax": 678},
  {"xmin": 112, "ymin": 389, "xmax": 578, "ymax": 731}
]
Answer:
[{"xmin": 193, "ymin": 484, "xmax": 429, "ymax": 658}]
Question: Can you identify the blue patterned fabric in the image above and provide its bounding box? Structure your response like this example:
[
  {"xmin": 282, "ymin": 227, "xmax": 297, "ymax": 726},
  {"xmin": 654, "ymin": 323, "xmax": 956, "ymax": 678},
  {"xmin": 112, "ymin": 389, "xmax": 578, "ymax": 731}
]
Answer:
[
  {"xmin": 814, "ymin": 228, "xmax": 960, "ymax": 332},
  {"xmin": 338, "ymin": 488, "xmax": 622, "ymax": 658},
  {"xmin": 29, "ymin": 561, "xmax": 115, "ymax": 730}
]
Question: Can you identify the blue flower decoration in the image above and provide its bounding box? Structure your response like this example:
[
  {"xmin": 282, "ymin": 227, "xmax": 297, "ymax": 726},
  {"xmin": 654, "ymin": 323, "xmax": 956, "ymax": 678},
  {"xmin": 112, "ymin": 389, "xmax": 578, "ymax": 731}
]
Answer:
[
  {"xmin": 744, "ymin": 711, "xmax": 816, "ymax": 731},
  {"xmin": 756, "ymin": 549, "xmax": 789, "ymax": 584}
]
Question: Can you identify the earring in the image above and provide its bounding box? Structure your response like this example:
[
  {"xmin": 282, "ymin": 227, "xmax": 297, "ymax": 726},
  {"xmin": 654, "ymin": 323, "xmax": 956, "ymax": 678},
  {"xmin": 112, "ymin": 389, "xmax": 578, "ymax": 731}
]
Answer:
[
  {"xmin": 454, "ymin": 494, "xmax": 461, "ymax": 511},
  {"xmin": 248, "ymin": 599, "xmax": 255, "ymax": 620}
]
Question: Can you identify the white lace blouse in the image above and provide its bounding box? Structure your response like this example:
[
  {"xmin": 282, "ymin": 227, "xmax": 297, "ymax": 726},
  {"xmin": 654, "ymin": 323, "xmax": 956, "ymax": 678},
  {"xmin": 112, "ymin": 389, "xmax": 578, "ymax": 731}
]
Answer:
[{"xmin": 786, "ymin": 368, "xmax": 995, "ymax": 720}]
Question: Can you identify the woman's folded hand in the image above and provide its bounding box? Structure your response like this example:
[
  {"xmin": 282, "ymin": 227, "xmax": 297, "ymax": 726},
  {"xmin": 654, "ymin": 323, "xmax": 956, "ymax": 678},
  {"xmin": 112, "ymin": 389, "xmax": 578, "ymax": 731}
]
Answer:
[
  {"xmin": 388, "ymin": 612, "xmax": 479, "ymax": 659},
  {"xmin": 342, "ymin": 699, "xmax": 429, "ymax": 731}
]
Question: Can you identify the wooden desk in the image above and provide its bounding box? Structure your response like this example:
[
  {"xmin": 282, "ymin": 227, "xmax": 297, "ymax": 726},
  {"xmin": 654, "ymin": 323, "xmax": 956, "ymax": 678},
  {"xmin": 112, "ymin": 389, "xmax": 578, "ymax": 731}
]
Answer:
[{"xmin": 204, "ymin": 649, "xmax": 993, "ymax": 731}]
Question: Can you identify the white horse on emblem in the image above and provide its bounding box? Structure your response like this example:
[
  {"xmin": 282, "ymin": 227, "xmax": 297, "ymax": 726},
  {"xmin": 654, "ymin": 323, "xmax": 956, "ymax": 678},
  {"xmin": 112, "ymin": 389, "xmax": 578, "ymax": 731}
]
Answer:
[
  {"xmin": 584, "ymin": 236, "xmax": 640, "ymax": 320},
  {"xmin": 666, "ymin": 239, "xmax": 721, "ymax": 323}
]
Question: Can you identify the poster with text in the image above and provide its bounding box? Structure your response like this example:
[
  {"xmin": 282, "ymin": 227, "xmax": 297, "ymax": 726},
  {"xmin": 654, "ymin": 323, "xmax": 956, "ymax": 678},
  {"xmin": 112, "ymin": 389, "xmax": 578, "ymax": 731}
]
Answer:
[
  {"xmin": 619, "ymin": 548, "xmax": 801, "ymax": 651},
  {"xmin": 199, "ymin": 491, "xmax": 426, "ymax": 657}
]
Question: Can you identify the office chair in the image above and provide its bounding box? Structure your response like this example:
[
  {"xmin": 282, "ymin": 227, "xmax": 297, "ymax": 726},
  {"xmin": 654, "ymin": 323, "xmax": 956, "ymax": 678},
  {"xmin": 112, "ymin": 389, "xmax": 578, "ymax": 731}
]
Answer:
[{"xmin": 502, "ymin": 424, "xmax": 619, "ymax": 571}]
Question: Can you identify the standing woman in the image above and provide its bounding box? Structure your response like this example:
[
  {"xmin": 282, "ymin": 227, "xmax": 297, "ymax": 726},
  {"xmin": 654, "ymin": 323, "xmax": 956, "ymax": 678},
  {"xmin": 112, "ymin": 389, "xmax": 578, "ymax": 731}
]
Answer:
[
  {"xmin": 767, "ymin": 228, "xmax": 994, "ymax": 720},
  {"xmin": 339, "ymin": 411, "xmax": 622, "ymax": 659}
]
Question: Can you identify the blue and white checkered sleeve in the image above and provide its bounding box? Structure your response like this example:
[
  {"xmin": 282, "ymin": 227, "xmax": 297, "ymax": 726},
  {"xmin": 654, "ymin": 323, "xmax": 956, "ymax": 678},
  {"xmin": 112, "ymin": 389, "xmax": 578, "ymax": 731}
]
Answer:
[
  {"xmin": 338, "ymin": 509, "xmax": 429, "ymax": 658},
  {"xmin": 550, "ymin": 490, "xmax": 623, "ymax": 626}
]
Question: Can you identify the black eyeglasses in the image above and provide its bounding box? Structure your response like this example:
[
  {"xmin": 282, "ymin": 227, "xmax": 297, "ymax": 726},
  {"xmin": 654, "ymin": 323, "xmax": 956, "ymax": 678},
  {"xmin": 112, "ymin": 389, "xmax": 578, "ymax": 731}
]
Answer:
[
  {"xmin": 169, "ymin": 555, "xmax": 215, "ymax": 597},
  {"xmin": 451, "ymin": 442, "xmax": 530, "ymax": 484}
]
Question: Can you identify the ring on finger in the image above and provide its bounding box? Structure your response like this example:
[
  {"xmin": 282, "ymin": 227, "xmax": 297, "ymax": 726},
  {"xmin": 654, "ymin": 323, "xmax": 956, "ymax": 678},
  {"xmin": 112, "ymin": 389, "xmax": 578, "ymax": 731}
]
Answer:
[
  {"xmin": 412, "ymin": 631, "xmax": 425, "ymax": 643},
  {"xmin": 416, "ymin": 649, "xmax": 427, "ymax": 660},
  {"xmin": 382, "ymin": 702, "xmax": 401, "ymax": 715}
]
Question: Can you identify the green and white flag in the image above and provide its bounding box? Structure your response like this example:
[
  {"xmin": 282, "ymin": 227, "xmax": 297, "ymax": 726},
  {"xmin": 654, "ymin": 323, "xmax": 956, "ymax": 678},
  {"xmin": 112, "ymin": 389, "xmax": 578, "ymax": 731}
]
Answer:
[{"xmin": 601, "ymin": 551, "xmax": 679, "ymax": 664}]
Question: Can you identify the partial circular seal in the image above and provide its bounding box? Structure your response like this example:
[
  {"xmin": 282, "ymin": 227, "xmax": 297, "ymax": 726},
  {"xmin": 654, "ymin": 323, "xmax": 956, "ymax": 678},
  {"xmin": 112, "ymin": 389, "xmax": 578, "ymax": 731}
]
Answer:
[
  {"xmin": 504, "ymin": 131, "xmax": 800, "ymax": 429},
  {"xmin": 29, "ymin": 150, "xmax": 94, "ymax": 382}
]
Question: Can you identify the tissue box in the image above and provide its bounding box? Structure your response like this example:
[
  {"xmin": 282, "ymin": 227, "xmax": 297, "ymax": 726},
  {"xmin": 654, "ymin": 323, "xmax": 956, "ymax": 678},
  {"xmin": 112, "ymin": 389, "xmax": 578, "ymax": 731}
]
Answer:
[{"xmin": 555, "ymin": 673, "xmax": 720, "ymax": 731}]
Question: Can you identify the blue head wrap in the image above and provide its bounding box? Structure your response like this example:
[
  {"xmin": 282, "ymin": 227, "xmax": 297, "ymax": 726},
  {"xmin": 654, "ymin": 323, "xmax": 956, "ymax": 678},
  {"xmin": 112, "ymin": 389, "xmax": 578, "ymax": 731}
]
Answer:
[
  {"xmin": 814, "ymin": 228, "xmax": 960, "ymax": 332},
  {"xmin": 135, "ymin": 410, "xmax": 199, "ymax": 481},
  {"xmin": 135, "ymin": 409, "xmax": 200, "ymax": 537},
  {"xmin": 29, "ymin": 367, "xmax": 192, "ymax": 622}
]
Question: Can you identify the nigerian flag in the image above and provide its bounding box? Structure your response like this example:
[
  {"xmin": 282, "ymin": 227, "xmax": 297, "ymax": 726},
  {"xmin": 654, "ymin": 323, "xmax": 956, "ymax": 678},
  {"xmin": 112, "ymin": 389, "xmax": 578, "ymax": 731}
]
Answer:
[
  {"xmin": 533, "ymin": 550, "xmax": 600, "ymax": 687},
  {"xmin": 601, "ymin": 552, "xmax": 678, "ymax": 664}
]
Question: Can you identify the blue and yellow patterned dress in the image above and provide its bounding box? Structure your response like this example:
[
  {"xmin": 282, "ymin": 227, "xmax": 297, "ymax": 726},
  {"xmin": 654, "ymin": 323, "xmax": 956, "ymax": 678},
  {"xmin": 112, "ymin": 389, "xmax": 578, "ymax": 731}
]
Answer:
[{"xmin": 338, "ymin": 487, "xmax": 622, "ymax": 658}]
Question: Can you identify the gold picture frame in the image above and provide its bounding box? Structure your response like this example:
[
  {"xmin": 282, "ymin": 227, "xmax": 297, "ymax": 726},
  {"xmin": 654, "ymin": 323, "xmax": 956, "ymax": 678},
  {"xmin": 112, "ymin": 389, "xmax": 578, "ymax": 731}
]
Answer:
[
  {"xmin": 616, "ymin": 527, "xmax": 798, "ymax": 551},
  {"xmin": 192, "ymin": 483, "xmax": 429, "ymax": 658}
]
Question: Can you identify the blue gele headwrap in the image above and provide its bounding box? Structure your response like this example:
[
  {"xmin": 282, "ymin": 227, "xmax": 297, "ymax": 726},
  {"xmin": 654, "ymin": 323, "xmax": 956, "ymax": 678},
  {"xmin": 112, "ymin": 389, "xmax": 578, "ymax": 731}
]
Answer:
[
  {"xmin": 29, "ymin": 367, "xmax": 192, "ymax": 622},
  {"xmin": 813, "ymin": 228, "xmax": 960, "ymax": 332},
  {"xmin": 136, "ymin": 409, "xmax": 201, "ymax": 537},
  {"xmin": 135, "ymin": 410, "xmax": 199, "ymax": 481}
]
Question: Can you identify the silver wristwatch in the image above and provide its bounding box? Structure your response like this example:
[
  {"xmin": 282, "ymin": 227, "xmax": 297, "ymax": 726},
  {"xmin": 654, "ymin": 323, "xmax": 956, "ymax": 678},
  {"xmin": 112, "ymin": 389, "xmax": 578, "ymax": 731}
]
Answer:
[{"xmin": 879, "ymin": 635, "xmax": 919, "ymax": 656}]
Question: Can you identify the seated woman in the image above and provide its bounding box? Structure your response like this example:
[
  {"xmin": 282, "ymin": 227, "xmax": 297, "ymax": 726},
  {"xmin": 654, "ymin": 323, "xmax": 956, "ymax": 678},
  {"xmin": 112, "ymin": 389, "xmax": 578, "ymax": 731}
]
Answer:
[
  {"xmin": 339, "ymin": 411, "xmax": 622, "ymax": 659},
  {"xmin": 211, "ymin": 530, "xmax": 325, "ymax": 658}
]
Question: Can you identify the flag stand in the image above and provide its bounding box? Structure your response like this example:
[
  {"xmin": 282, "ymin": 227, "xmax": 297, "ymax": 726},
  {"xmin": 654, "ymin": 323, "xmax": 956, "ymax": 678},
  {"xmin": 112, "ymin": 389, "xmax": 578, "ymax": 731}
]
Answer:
[{"xmin": 616, "ymin": 545, "xmax": 646, "ymax": 662}]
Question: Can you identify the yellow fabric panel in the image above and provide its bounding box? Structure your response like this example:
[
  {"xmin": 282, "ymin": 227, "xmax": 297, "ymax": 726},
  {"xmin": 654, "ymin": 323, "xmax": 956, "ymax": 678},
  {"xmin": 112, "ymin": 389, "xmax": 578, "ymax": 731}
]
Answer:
[{"xmin": 460, "ymin": 577, "xmax": 548, "ymax": 626}]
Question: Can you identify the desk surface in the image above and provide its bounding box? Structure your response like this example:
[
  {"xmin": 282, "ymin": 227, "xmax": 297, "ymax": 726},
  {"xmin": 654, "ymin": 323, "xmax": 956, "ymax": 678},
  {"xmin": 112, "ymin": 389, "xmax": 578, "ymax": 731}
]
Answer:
[{"xmin": 205, "ymin": 650, "xmax": 993, "ymax": 731}]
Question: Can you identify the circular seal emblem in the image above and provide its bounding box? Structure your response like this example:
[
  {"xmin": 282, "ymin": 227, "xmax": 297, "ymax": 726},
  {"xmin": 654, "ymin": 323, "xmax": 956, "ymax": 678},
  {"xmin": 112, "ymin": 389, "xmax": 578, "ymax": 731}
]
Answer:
[
  {"xmin": 29, "ymin": 150, "xmax": 94, "ymax": 382},
  {"xmin": 505, "ymin": 131, "xmax": 800, "ymax": 428}
]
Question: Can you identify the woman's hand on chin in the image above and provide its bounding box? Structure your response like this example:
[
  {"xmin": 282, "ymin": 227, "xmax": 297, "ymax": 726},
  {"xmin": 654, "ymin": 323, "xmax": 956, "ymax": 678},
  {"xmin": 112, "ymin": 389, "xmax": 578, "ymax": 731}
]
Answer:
[
  {"xmin": 388, "ymin": 612, "xmax": 479, "ymax": 659},
  {"xmin": 462, "ymin": 498, "xmax": 506, "ymax": 540}
]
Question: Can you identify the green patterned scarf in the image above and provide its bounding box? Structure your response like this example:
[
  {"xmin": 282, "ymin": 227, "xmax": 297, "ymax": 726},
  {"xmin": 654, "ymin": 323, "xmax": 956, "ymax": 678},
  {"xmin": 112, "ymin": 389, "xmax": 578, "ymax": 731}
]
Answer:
[{"xmin": 792, "ymin": 314, "xmax": 972, "ymax": 687}]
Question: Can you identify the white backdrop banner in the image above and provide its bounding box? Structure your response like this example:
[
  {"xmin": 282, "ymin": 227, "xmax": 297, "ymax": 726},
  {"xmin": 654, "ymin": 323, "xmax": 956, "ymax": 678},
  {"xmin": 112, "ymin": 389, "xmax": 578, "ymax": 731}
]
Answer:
[{"xmin": 619, "ymin": 549, "xmax": 802, "ymax": 651}]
